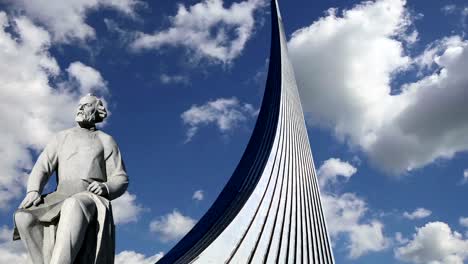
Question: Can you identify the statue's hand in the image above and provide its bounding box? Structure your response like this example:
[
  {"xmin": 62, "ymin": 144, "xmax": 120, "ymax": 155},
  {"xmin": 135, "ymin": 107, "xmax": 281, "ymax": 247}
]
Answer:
[
  {"xmin": 87, "ymin": 181, "xmax": 108, "ymax": 197},
  {"xmin": 19, "ymin": 191, "xmax": 42, "ymax": 209}
]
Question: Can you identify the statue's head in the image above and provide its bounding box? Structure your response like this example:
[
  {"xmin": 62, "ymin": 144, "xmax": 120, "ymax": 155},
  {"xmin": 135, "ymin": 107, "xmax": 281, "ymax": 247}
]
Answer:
[{"xmin": 75, "ymin": 94, "xmax": 107, "ymax": 127}]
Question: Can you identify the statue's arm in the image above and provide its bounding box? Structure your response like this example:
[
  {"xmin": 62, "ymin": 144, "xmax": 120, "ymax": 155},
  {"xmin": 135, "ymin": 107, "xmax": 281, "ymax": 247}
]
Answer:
[
  {"xmin": 26, "ymin": 135, "xmax": 59, "ymax": 194},
  {"xmin": 103, "ymin": 137, "xmax": 129, "ymax": 200}
]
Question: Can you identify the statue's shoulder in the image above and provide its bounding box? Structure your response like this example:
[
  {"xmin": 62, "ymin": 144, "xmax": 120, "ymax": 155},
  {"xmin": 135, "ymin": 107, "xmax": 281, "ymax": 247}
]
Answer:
[
  {"xmin": 59, "ymin": 127, "xmax": 76, "ymax": 134},
  {"xmin": 95, "ymin": 130, "xmax": 118, "ymax": 147},
  {"xmin": 53, "ymin": 128, "xmax": 76, "ymax": 141}
]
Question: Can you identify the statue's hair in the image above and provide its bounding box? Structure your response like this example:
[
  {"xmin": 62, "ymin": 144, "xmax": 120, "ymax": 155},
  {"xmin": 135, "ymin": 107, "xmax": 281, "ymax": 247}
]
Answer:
[{"xmin": 85, "ymin": 93, "xmax": 107, "ymax": 123}]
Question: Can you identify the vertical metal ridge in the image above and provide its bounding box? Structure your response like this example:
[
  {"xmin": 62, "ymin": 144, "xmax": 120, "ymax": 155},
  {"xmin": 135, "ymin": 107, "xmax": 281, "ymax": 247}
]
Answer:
[
  {"xmin": 225, "ymin": 100, "xmax": 286, "ymax": 263},
  {"xmin": 297, "ymin": 127, "xmax": 305, "ymax": 263},
  {"xmin": 277, "ymin": 109, "xmax": 292, "ymax": 259},
  {"xmin": 245, "ymin": 92, "xmax": 287, "ymax": 263},
  {"xmin": 304, "ymin": 125, "xmax": 334, "ymax": 264},
  {"xmin": 283, "ymin": 115, "xmax": 294, "ymax": 263},
  {"xmin": 225, "ymin": 68, "xmax": 286, "ymax": 261},
  {"xmin": 262, "ymin": 85, "xmax": 293, "ymax": 263},
  {"xmin": 308, "ymin": 155, "xmax": 328, "ymax": 263},
  {"xmin": 276, "ymin": 115, "xmax": 293, "ymax": 263},
  {"xmin": 299, "ymin": 107, "xmax": 326, "ymax": 264},
  {"xmin": 247, "ymin": 53, "xmax": 292, "ymax": 263},
  {"xmin": 302, "ymin": 126, "xmax": 321, "ymax": 263},
  {"xmin": 301, "ymin": 122, "xmax": 334, "ymax": 264},
  {"xmin": 297, "ymin": 106, "xmax": 312, "ymax": 263},
  {"xmin": 296, "ymin": 107, "xmax": 314, "ymax": 264}
]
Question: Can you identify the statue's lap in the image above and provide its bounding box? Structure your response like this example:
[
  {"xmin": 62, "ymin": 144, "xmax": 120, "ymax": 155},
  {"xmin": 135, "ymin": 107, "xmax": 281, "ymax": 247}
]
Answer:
[{"xmin": 16, "ymin": 191, "xmax": 99, "ymax": 224}]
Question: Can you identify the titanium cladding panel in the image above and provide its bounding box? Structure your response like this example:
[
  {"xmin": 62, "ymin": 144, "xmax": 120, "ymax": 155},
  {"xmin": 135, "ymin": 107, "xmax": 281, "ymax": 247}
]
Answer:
[{"xmin": 156, "ymin": 1, "xmax": 334, "ymax": 263}]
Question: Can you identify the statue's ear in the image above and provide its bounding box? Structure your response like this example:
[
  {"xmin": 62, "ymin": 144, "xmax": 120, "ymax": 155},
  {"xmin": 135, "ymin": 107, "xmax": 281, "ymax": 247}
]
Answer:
[{"xmin": 95, "ymin": 99, "xmax": 107, "ymax": 123}]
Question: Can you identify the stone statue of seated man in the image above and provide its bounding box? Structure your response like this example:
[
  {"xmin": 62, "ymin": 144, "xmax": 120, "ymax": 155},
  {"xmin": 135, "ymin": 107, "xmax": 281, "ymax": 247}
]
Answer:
[{"xmin": 13, "ymin": 94, "xmax": 129, "ymax": 264}]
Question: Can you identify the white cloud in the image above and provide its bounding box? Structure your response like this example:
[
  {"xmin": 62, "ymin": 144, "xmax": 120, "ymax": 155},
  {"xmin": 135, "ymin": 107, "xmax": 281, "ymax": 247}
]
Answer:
[
  {"xmin": 112, "ymin": 192, "xmax": 145, "ymax": 224},
  {"xmin": 192, "ymin": 190, "xmax": 204, "ymax": 201},
  {"xmin": 413, "ymin": 38, "xmax": 449, "ymax": 71},
  {"xmin": 149, "ymin": 209, "xmax": 196, "ymax": 243},
  {"xmin": 395, "ymin": 222, "xmax": 468, "ymax": 264},
  {"xmin": 322, "ymin": 193, "xmax": 389, "ymax": 258},
  {"xmin": 459, "ymin": 217, "xmax": 468, "ymax": 228},
  {"xmin": 131, "ymin": 0, "xmax": 265, "ymax": 63},
  {"xmin": 160, "ymin": 74, "xmax": 190, "ymax": 86},
  {"xmin": 402, "ymin": 30, "xmax": 419, "ymax": 45},
  {"xmin": 317, "ymin": 158, "xmax": 357, "ymax": 188},
  {"xmin": 181, "ymin": 97, "xmax": 257, "ymax": 142},
  {"xmin": 317, "ymin": 158, "xmax": 389, "ymax": 258},
  {"xmin": 6, "ymin": 0, "xmax": 142, "ymax": 43},
  {"xmin": 0, "ymin": 226, "xmax": 30, "ymax": 264},
  {"xmin": 288, "ymin": 0, "xmax": 468, "ymax": 174},
  {"xmin": 0, "ymin": 12, "xmax": 108, "ymax": 209},
  {"xmin": 115, "ymin": 250, "xmax": 164, "ymax": 264},
  {"xmin": 395, "ymin": 232, "xmax": 409, "ymax": 245},
  {"xmin": 67, "ymin": 62, "xmax": 107, "ymax": 95},
  {"xmin": 403, "ymin": 208, "xmax": 432, "ymax": 220}
]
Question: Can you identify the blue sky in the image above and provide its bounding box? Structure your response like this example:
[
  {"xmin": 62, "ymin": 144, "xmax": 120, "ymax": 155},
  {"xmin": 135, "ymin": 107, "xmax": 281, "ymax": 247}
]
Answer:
[{"xmin": 0, "ymin": 0, "xmax": 467, "ymax": 263}]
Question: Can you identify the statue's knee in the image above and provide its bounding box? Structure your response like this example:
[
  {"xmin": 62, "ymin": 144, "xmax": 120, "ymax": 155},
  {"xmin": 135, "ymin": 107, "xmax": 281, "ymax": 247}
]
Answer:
[
  {"xmin": 61, "ymin": 197, "xmax": 81, "ymax": 214},
  {"xmin": 14, "ymin": 211, "xmax": 35, "ymax": 229}
]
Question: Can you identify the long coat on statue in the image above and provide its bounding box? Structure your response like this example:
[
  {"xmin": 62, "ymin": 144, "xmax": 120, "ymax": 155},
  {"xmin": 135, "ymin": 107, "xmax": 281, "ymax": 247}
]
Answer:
[{"xmin": 13, "ymin": 126, "xmax": 129, "ymax": 264}]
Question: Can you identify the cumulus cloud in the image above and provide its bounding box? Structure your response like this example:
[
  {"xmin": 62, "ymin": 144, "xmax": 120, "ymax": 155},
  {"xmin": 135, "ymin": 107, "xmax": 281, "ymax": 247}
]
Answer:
[
  {"xmin": 149, "ymin": 209, "xmax": 196, "ymax": 243},
  {"xmin": 318, "ymin": 159, "xmax": 389, "ymax": 258},
  {"xmin": 403, "ymin": 208, "xmax": 432, "ymax": 220},
  {"xmin": 0, "ymin": 12, "xmax": 108, "ymax": 209},
  {"xmin": 6, "ymin": 0, "xmax": 142, "ymax": 43},
  {"xmin": 322, "ymin": 193, "xmax": 389, "ymax": 258},
  {"xmin": 131, "ymin": 0, "xmax": 265, "ymax": 63},
  {"xmin": 412, "ymin": 37, "xmax": 462, "ymax": 72},
  {"xmin": 115, "ymin": 250, "xmax": 164, "ymax": 264},
  {"xmin": 288, "ymin": 0, "xmax": 468, "ymax": 174},
  {"xmin": 181, "ymin": 97, "xmax": 257, "ymax": 142},
  {"xmin": 112, "ymin": 192, "xmax": 145, "ymax": 224},
  {"xmin": 317, "ymin": 158, "xmax": 357, "ymax": 188},
  {"xmin": 192, "ymin": 190, "xmax": 204, "ymax": 201},
  {"xmin": 395, "ymin": 222, "xmax": 468, "ymax": 264},
  {"xmin": 0, "ymin": 226, "xmax": 30, "ymax": 264},
  {"xmin": 67, "ymin": 62, "xmax": 108, "ymax": 95}
]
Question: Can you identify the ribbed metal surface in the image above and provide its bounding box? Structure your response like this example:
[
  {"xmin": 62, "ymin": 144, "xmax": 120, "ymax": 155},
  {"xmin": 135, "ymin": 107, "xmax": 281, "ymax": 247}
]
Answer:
[{"xmin": 156, "ymin": 1, "xmax": 334, "ymax": 263}]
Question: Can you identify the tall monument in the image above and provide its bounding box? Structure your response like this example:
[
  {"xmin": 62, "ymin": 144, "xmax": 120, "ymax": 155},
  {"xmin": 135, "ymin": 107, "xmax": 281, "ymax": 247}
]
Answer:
[{"xmin": 157, "ymin": 0, "xmax": 334, "ymax": 263}]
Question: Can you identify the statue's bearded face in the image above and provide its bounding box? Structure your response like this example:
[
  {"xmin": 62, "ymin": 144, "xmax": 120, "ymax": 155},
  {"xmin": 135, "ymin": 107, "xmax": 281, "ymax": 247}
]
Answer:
[{"xmin": 75, "ymin": 96, "xmax": 98, "ymax": 126}]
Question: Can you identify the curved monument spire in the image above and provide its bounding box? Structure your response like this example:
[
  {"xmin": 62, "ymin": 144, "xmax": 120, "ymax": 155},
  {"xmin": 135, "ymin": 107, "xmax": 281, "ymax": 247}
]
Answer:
[{"xmin": 156, "ymin": 1, "xmax": 334, "ymax": 263}]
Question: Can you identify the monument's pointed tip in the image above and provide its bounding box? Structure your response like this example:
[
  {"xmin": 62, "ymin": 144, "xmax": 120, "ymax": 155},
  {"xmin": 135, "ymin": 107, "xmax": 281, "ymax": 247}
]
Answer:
[{"xmin": 271, "ymin": 0, "xmax": 282, "ymax": 20}]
